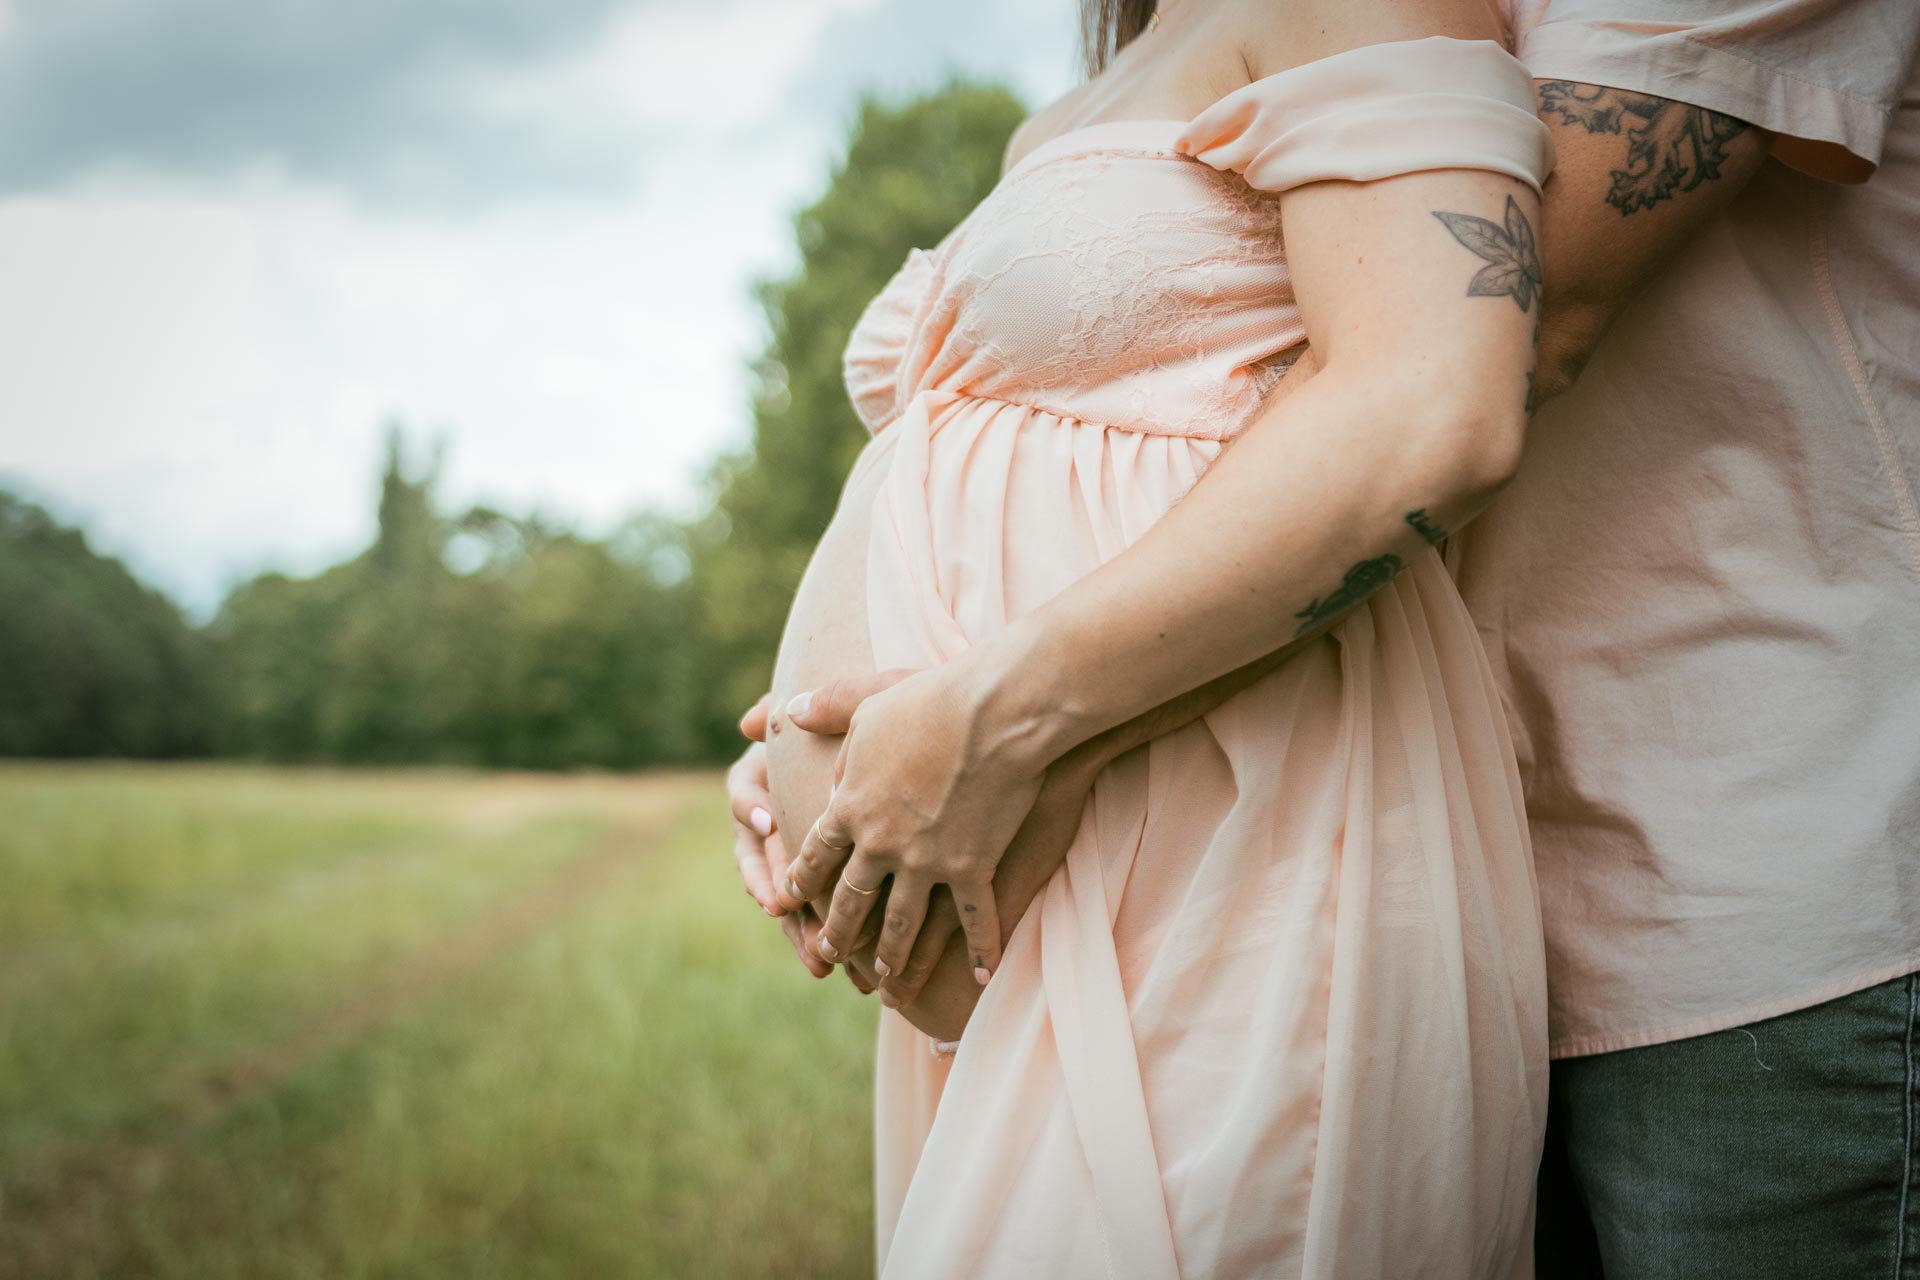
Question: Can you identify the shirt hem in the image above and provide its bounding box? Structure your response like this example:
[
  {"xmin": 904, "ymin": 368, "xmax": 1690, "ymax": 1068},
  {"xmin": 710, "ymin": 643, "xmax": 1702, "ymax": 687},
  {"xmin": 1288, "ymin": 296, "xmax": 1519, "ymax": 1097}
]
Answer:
[{"xmin": 1549, "ymin": 951, "xmax": 1920, "ymax": 1059}]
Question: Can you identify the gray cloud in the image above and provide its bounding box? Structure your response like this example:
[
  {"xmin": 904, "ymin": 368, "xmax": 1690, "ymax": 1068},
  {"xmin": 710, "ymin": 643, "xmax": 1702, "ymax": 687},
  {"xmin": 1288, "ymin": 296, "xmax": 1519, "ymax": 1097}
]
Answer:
[{"xmin": 0, "ymin": 0, "xmax": 647, "ymax": 203}]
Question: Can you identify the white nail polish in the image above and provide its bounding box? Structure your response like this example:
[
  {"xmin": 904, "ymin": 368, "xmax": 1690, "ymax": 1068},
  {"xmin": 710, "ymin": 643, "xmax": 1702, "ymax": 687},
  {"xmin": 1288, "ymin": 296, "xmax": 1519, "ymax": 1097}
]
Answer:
[
  {"xmin": 750, "ymin": 807, "xmax": 772, "ymax": 836},
  {"xmin": 786, "ymin": 690, "xmax": 812, "ymax": 719},
  {"xmin": 873, "ymin": 958, "xmax": 892, "ymax": 978}
]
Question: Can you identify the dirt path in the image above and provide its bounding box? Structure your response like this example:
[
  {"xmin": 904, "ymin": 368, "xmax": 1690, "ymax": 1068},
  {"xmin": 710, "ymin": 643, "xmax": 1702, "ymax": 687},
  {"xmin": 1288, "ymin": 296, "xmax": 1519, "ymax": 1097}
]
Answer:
[{"xmin": 0, "ymin": 797, "xmax": 692, "ymax": 1278}]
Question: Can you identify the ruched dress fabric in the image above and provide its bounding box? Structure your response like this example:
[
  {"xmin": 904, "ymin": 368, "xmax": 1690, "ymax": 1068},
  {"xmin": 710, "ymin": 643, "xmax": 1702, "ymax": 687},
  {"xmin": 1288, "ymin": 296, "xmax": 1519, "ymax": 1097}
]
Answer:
[{"xmin": 840, "ymin": 37, "xmax": 1556, "ymax": 1280}]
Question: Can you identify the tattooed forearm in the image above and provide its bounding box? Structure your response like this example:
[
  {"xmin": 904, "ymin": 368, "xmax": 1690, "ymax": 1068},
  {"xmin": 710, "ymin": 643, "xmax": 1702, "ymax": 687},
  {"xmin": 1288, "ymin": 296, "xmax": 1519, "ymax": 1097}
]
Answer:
[
  {"xmin": 1536, "ymin": 80, "xmax": 1751, "ymax": 216},
  {"xmin": 1299, "ymin": 201, "xmax": 1540, "ymax": 634},
  {"xmin": 1290, "ymin": 511, "xmax": 1452, "ymax": 635},
  {"xmin": 1433, "ymin": 196, "xmax": 1541, "ymax": 313}
]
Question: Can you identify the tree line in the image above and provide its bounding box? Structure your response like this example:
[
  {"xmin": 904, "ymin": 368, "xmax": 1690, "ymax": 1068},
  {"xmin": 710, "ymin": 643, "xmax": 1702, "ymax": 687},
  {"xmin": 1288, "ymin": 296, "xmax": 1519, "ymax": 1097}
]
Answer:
[{"xmin": 0, "ymin": 82, "xmax": 1025, "ymax": 769}]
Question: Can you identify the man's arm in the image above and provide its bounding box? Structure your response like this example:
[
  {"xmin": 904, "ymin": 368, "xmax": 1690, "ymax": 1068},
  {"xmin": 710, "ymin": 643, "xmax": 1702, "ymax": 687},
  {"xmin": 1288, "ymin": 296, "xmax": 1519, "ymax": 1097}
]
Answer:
[{"xmin": 1530, "ymin": 81, "xmax": 1771, "ymax": 402}]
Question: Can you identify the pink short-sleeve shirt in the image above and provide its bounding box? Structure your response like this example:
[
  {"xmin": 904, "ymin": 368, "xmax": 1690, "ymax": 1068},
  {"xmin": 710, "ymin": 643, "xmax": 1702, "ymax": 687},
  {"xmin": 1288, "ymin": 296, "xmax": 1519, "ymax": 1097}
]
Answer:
[{"xmin": 1458, "ymin": 0, "xmax": 1920, "ymax": 1057}]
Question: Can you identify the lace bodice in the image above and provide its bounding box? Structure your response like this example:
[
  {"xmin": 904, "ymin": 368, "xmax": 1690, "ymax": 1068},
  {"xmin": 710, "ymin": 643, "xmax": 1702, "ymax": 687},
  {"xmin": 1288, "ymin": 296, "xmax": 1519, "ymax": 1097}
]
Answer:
[{"xmin": 843, "ymin": 36, "xmax": 1553, "ymax": 441}]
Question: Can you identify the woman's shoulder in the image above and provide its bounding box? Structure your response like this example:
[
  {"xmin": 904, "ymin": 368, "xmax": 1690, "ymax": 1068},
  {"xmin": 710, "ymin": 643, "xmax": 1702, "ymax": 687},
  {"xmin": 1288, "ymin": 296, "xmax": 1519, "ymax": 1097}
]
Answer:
[{"xmin": 1002, "ymin": 0, "xmax": 1513, "ymax": 179}]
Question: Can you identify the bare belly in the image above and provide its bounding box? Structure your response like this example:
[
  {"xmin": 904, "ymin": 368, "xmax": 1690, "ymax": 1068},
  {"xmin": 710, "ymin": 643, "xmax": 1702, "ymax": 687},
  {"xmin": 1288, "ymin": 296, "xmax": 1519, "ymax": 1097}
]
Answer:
[{"xmin": 765, "ymin": 436, "xmax": 980, "ymax": 1040}]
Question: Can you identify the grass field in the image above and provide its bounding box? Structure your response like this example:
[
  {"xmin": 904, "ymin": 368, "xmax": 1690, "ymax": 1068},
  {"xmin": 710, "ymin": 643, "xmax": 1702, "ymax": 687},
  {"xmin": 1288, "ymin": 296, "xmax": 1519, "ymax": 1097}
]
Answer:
[{"xmin": 0, "ymin": 763, "xmax": 877, "ymax": 1279}]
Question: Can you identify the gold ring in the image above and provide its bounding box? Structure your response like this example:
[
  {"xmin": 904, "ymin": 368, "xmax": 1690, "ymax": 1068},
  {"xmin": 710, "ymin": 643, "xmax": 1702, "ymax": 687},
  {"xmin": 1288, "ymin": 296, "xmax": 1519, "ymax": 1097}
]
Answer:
[
  {"xmin": 807, "ymin": 817, "xmax": 851, "ymax": 852},
  {"xmin": 842, "ymin": 878, "xmax": 882, "ymax": 896}
]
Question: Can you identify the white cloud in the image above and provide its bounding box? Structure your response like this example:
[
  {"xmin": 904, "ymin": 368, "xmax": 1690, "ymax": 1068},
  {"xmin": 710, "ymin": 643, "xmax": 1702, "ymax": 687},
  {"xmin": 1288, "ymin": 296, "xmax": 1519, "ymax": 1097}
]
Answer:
[
  {"xmin": 0, "ymin": 173, "xmax": 772, "ymax": 611},
  {"xmin": 0, "ymin": 0, "xmax": 1079, "ymax": 616},
  {"xmin": 0, "ymin": 195, "xmax": 269, "ymax": 472}
]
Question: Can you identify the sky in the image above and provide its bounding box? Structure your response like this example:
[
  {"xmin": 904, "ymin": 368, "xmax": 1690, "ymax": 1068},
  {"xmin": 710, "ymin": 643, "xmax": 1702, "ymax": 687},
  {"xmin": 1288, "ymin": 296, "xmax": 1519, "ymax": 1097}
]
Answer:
[{"xmin": 0, "ymin": 0, "xmax": 1081, "ymax": 615}]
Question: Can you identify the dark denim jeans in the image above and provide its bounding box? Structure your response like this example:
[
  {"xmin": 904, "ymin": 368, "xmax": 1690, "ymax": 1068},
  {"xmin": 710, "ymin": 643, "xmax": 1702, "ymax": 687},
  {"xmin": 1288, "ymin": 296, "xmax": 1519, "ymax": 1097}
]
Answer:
[{"xmin": 1535, "ymin": 970, "xmax": 1920, "ymax": 1279}]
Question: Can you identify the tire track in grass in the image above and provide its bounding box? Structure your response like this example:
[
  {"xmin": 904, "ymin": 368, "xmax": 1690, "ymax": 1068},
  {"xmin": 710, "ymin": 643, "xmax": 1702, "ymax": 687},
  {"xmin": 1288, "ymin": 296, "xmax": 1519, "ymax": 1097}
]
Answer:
[{"xmin": 0, "ymin": 789, "xmax": 700, "ymax": 1279}]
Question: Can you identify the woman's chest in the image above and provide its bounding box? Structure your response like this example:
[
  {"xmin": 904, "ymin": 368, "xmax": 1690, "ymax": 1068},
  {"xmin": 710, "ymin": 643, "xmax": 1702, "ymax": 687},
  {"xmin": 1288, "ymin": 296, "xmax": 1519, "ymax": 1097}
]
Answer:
[{"xmin": 875, "ymin": 151, "xmax": 1295, "ymax": 389}]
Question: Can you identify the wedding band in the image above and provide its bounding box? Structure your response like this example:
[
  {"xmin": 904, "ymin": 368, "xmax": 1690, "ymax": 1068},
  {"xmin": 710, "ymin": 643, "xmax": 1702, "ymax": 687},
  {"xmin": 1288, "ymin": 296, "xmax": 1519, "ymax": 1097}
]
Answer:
[
  {"xmin": 808, "ymin": 817, "xmax": 851, "ymax": 851},
  {"xmin": 842, "ymin": 878, "xmax": 882, "ymax": 896}
]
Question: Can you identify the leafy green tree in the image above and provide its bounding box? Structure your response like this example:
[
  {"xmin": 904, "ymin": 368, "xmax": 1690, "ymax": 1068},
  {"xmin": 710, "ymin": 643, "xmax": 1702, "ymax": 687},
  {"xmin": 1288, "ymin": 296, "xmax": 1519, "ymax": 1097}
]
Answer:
[
  {"xmin": 0, "ymin": 493, "xmax": 211, "ymax": 757},
  {"xmin": 683, "ymin": 80, "xmax": 1025, "ymax": 755},
  {"xmin": 211, "ymin": 429, "xmax": 699, "ymax": 769},
  {"xmin": 211, "ymin": 431, "xmax": 457, "ymax": 762}
]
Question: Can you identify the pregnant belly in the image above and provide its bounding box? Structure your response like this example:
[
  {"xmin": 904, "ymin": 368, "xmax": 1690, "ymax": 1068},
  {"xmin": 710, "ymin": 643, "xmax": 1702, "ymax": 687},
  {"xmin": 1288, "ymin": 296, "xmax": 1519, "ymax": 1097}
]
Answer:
[
  {"xmin": 764, "ymin": 436, "xmax": 885, "ymax": 848},
  {"xmin": 764, "ymin": 430, "xmax": 983, "ymax": 1040}
]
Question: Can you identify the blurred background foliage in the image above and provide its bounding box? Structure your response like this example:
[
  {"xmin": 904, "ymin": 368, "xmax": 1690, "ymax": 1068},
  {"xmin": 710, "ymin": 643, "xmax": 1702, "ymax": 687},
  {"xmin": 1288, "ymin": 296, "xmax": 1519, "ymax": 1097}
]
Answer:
[{"xmin": 0, "ymin": 82, "xmax": 1026, "ymax": 771}]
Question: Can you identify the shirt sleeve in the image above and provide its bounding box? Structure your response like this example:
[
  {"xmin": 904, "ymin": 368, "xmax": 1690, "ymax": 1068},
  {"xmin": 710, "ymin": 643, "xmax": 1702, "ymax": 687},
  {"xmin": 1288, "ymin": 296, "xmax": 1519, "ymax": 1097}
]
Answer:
[
  {"xmin": 1511, "ymin": 0, "xmax": 1920, "ymax": 182},
  {"xmin": 1176, "ymin": 36, "xmax": 1556, "ymax": 195}
]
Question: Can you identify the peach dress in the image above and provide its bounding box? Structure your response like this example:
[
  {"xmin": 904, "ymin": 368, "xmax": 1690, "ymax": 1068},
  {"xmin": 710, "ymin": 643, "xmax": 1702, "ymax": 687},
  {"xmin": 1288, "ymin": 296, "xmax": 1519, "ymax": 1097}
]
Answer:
[{"xmin": 839, "ymin": 37, "xmax": 1555, "ymax": 1279}]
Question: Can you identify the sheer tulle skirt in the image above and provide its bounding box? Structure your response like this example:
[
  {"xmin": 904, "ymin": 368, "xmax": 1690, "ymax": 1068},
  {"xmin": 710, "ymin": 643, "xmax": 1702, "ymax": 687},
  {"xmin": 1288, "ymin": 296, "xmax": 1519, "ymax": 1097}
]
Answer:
[{"xmin": 864, "ymin": 390, "xmax": 1547, "ymax": 1280}]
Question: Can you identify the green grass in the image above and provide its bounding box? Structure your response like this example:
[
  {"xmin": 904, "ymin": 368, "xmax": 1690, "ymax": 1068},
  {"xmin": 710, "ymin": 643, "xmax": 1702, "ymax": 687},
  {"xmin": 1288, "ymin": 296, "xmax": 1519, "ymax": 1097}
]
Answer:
[{"xmin": 0, "ymin": 763, "xmax": 876, "ymax": 1279}]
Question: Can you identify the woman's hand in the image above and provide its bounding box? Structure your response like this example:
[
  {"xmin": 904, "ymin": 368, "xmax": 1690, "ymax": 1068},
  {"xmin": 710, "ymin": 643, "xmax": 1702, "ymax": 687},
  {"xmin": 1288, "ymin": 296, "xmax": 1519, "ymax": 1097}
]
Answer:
[
  {"xmin": 864, "ymin": 746, "xmax": 1108, "ymax": 1016},
  {"xmin": 775, "ymin": 658, "xmax": 1048, "ymax": 987},
  {"xmin": 726, "ymin": 697, "xmax": 832, "ymax": 979}
]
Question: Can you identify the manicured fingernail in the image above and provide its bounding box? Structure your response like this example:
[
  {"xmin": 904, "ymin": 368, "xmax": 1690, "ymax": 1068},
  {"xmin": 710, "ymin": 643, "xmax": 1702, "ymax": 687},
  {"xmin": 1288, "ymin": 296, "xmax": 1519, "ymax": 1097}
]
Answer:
[
  {"xmin": 931, "ymin": 1039, "xmax": 960, "ymax": 1058},
  {"xmin": 750, "ymin": 807, "xmax": 772, "ymax": 836},
  {"xmin": 785, "ymin": 691, "xmax": 812, "ymax": 719},
  {"xmin": 783, "ymin": 876, "xmax": 801, "ymax": 902},
  {"xmin": 973, "ymin": 966, "xmax": 991, "ymax": 986},
  {"xmin": 817, "ymin": 938, "xmax": 838, "ymax": 962},
  {"xmin": 762, "ymin": 904, "xmax": 777, "ymax": 917},
  {"xmin": 873, "ymin": 958, "xmax": 891, "ymax": 977}
]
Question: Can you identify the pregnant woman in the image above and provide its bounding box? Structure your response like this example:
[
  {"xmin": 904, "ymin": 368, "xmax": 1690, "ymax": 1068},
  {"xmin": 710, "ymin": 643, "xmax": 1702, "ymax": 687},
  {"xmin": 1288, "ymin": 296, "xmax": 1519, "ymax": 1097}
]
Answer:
[{"xmin": 742, "ymin": 0, "xmax": 1554, "ymax": 1273}]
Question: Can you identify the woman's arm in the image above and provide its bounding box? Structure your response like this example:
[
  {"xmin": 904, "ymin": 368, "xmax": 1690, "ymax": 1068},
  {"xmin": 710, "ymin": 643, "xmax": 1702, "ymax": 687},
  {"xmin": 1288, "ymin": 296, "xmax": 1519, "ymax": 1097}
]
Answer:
[
  {"xmin": 754, "ymin": 84, "xmax": 1773, "ymax": 1008},
  {"xmin": 966, "ymin": 173, "xmax": 1540, "ymax": 752},
  {"xmin": 780, "ymin": 158, "xmax": 1543, "ymax": 977}
]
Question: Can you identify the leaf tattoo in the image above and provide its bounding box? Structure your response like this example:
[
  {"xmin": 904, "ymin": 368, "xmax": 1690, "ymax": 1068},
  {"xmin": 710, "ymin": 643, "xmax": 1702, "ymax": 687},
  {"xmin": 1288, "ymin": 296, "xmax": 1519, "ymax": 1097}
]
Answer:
[
  {"xmin": 1537, "ymin": 81, "xmax": 1750, "ymax": 216},
  {"xmin": 1433, "ymin": 196, "xmax": 1541, "ymax": 314}
]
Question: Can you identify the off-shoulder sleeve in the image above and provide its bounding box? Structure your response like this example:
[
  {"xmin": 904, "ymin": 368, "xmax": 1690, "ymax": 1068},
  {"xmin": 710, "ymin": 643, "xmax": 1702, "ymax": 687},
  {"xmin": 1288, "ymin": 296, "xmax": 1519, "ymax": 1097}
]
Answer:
[{"xmin": 1177, "ymin": 35, "xmax": 1554, "ymax": 194}]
